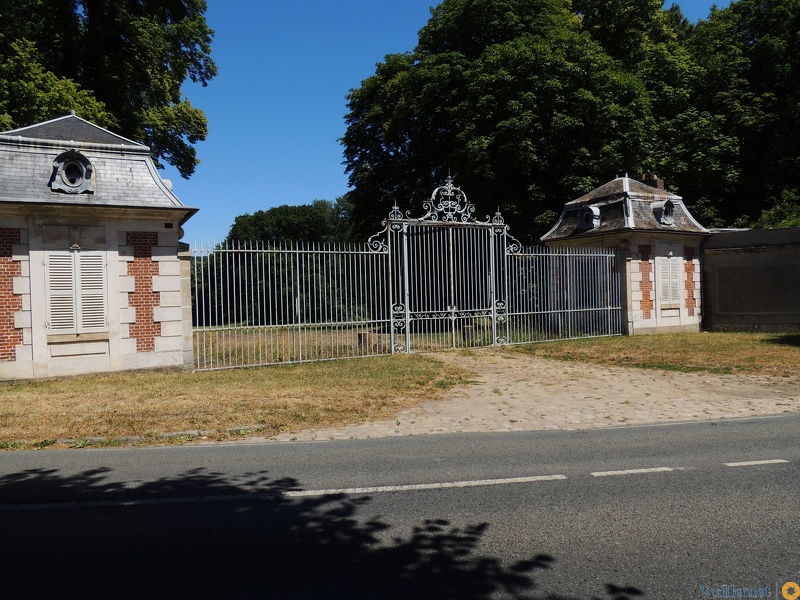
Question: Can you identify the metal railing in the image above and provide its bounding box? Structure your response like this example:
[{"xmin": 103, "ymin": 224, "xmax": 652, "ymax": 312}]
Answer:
[
  {"xmin": 192, "ymin": 241, "xmax": 390, "ymax": 370},
  {"xmin": 191, "ymin": 181, "xmax": 621, "ymax": 370},
  {"xmin": 504, "ymin": 246, "xmax": 622, "ymax": 344},
  {"xmin": 191, "ymin": 241, "xmax": 621, "ymax": 370}
]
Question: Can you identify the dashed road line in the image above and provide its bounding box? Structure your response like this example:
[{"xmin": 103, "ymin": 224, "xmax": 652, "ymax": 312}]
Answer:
[
  {"xmin": 0, "ymin": 459, "xmax": 790, "ymax": 510},
  {"xmin": 284, "ymin": 475, "xmax": 567, "ymax": 497},
  {"xmin": 0, "ymin": 475, "xmax": 569, "ymax": 510},
  {"xmin": 591, "ymin": 467, "xmax": 674, "ymax": 477},
  {"xmin": 724, "ymin": 459, "xmax": 789, "ymax": 467}
]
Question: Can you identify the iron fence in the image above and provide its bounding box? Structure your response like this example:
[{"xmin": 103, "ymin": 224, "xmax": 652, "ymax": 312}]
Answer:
[
  {"xmin": 192, "ymin": 241, "xmax": 391, "ymax": 370},
  {"xmin": 192, "ymin": 180, "xmax": 621, "ymax": 370}
]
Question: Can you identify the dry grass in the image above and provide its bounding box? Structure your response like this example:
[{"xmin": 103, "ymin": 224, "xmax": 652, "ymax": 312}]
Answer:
[
  {"xmin": 513, "ymin": 331, "xmax": 800, "ymax": 377},
  {"xmin": 0, "ymin": 355, "xmax": 469, "ymax": 450},
  {"xmin": 3, "ymin": 331, "xmax": 797, "ymax": 450}
]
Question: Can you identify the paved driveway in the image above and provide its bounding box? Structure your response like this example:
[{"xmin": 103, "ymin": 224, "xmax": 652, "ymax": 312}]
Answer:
[{"xmin": 268, "ymin": 348, "xmax": 800, "ymax": 442}]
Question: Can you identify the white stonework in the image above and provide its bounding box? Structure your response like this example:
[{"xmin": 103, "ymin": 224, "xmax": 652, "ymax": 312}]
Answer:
[
  {"xmin": 152, "ymin": 275, "xmax": 181, "ymax": 292},
  {"xmin": 153, "ymin": 306, "xmax": 182, "ymax": 323},
  {"xmin": 159, "ymin": 291, "xmax": 183, "ymax": 307},
  {"xmin": 0, "ymin": 115, "xmax": 197, "ymax": 380}
]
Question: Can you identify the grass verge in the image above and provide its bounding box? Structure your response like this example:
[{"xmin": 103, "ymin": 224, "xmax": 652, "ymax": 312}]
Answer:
[
  {"xmin": 0, "ymin": 354, "xmax": 469, "ymax": 450},
  {"xmin": 3, "ymin": 332, "xmax": 797, "ymax": 450},
  {"xmin": 512, "ymin": 331, "xmax": 800, "ymax": 377}
]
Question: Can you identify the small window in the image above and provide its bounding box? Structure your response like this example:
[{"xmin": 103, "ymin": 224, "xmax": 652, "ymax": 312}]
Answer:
[
  {"xmin": 653, "ymin": 200, "xmax": 675, "ymax": 225},
  {"xmin": 51, "ymin": 149, "xmax": 95, "ymax": 194},
  {"xmin": 62, "ymin": 161, "xmax": 85, "ymax": 186},
  {"xmin": 578, "ymin": 205, "xmax": 600, "ymax": 230},
  {"xmin": 46, "ymin": 250, "xmax": 107, "ymax": 335}
]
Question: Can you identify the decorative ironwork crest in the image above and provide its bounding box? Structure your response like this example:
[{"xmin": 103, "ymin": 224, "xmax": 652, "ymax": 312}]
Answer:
[
  {"xmin": 366, "ymin": 177, "xmax": 523, "ymax": 253},
  {"xmin": 418, "ymin": 176, "xmax": 476, "ymax": 222}
]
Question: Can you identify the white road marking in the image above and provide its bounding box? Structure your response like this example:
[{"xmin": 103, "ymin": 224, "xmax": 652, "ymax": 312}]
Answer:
[
  {"xmin": 724, "ymin": 459, "xmax": 789, "ymax": 467},
  {"xmin": 0, "ymin": 475, "xmax": 568, "ymax": 510},
  {"xmin": 2, "ymin": 459, "xmax": 789, "ymax": 510},
  {"xmin": 591, "ymin": 467, "xmax": 674, "ymax": 477},
  {"xmin": 284, "ymin": 475, "xmax": 568, "ymax": 497}
]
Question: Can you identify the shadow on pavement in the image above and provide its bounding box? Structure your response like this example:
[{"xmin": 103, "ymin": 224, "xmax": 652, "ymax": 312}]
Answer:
[{"xmin": 0, "ymin": 467, "xmax": 644, "ymax": 599}]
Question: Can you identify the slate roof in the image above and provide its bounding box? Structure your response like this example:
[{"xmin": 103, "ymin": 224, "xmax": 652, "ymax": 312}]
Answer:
[
  {"xmin": 540, "ymin": 176, "xmax": 708, "ymax": 242},
  {"xmin": 0, "ymin": 114, "xmax": 195, "ymax": 214},
  {"xmin": 0, "ymin": 114, "xmax": 143, "ymax": 147}
]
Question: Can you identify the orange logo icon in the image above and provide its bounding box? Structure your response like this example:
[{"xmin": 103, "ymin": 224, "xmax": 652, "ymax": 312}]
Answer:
[{"xmin": 783, "ymin": 582, "xmax": 800, "ymax": 600}]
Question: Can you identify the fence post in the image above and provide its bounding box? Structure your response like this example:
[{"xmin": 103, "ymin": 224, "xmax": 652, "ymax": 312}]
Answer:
[{"xmin": 402, "ymin": 222, "xmax": 411, "ymax": 353}]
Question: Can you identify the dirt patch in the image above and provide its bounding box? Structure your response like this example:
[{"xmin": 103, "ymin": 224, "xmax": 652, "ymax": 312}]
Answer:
[{"xmin": 268, "ymin": 348, "xmax": 800, "ymax": 441}]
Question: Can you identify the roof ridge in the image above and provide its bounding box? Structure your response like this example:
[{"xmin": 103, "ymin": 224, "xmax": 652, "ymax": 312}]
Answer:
[{"xmin": 0, "ymin": 114, "xmax": 145, "ymax": 148}]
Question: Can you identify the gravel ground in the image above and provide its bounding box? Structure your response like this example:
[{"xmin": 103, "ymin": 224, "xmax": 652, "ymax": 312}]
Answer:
[{"xmin": 266, "ymin": 348, "xmax": 800, "ymax": 442}]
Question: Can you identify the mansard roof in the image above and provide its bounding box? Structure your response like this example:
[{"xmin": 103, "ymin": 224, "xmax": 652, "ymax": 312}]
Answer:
[
  {"xmin": 0, "ymin": 114, "xmax": 195, "ymax": 217},
  {"xmin": 0, "ymin": 114, "xmax": 143, "ymax": 148},
  {"xmin": 540, "ymin": 176, "xmax": 708, "ymax": 242}
]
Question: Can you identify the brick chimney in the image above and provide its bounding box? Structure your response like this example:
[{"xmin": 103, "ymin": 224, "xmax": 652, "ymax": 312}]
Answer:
[{"xmin": 639, "ymin": 173, "xmax": 665, "ymax": 190}]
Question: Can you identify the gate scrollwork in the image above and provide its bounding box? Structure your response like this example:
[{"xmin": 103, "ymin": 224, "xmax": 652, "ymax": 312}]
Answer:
[{"xmin": 418, "ymin": 176, "xmax": 476, "ymax": 223}]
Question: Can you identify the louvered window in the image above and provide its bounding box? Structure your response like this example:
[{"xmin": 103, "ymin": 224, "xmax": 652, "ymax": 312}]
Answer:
[
  {"xmin": 46, "ymin": 251, "xmax": 107, "ymax": 335},
  {"xmin": 657, "ymin": 255, "xmax": 682, "ymax": 306}
]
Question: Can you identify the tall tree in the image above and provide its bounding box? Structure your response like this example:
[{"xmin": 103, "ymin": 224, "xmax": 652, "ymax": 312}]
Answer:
[
  {"xmin": 0, "ymin": 39, "xmax": 111, "ymax": 130},
  {"xmin": 342, "ymin": 0, "xmax": 650, "ymax": 243},
  {"xmin": 225, "ymin": 198, "xmax": 352, "ymax": 245},
  {"xmin": 686, "ymin": 0, "xmax": 800, "ymax": 226},
  {"xmin": 572, "ymin": 0, "xmax": 731, "ymax": 224},
  {"xmin": 573, "ymin": 0, "xmax": 672, "ymax": 69},
  {"xmin": 0, "ymin": 0, "xmax": 215, "ymax": 178}
]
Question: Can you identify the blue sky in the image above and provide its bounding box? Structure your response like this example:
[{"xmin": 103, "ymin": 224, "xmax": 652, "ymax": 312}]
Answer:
[{"xmin": 164, "ymin": 0, "xmax": 732, "ymax": 243}]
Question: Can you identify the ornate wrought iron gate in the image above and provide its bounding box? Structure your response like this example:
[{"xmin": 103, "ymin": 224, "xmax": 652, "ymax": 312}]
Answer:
[
  {"xmin": 375, "ymin": 178, "xmax": 512, "ymax": 353},
  {"xmin": 192, "ymin": 179, "xmax": 621, "ymax": 370}
]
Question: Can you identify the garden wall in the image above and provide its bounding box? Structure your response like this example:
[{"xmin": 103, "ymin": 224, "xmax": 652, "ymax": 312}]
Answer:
[{"xmin": 702, "ymin": 228, "xmax": 800, "ymax": 332}]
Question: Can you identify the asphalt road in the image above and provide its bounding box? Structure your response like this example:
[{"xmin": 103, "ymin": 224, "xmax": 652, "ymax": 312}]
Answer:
[{"xmin": 1, "ymin": 414, "xmax": 798, "ymax": 599}]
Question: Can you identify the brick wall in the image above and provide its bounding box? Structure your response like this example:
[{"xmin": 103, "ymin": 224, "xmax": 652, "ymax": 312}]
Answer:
[
  {"xmin": 0, "ymin": 229, "xmax": 22, "ymax": 361},
  {"xmin": 126, "ymin": 232, "xmax": 161, "ymax": 352},
  {"xmin": 684, "ymin": 247, "xmax": 696, "ymax": 316},
  {"xmin": 639, "ymin": 244, "xmax": 653, "ymax": 319}
]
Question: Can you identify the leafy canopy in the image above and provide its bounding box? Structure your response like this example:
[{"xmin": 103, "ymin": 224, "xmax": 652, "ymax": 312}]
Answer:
[
  {"xmin": 0, "ymin": 0, "xmax": 216, "ymax": 178},
  {"xmin": 225, "ymin": 198, "xmax": 353, "ymax": 245},
  {"xmin": 342, "ymin": 0, "xmax": 800, "ymax": 238},
  {"xmin": 343, "ymin": 0, "xmax": 652, "ymax": 243}
]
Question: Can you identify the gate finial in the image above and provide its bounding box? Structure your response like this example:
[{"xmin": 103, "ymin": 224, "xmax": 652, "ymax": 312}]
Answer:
[{"xmin": 420, "ymin": 177, "xmax": 475, "ymax": 222}]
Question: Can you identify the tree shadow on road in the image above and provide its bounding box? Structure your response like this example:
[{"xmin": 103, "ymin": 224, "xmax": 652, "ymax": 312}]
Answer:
[{"xmin": 0, "ymin": 467, "xmax": 643, "ymax": 599}]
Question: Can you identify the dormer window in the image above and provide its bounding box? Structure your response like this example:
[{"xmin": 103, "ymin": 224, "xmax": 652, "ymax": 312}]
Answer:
[
  {"xmin": 51, "ymin": 149, "xmax": 95, "ymax": 194},
  {"xmin": 579, "ymin": 205, "xmax": 600, "ymax": 230},
  {"xmin": 653, "ymin": 200, "xmax": 675, "ymax": 225}
]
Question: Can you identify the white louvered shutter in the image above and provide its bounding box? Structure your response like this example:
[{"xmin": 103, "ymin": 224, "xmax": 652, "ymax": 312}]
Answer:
[
  {"xmin": 46, "ymin": 250, "xmax": 107, "ymax": 334},
  {"xmin": 46, "ymin": 252, "xmax": 78, "ymax": 334},
  {"xmin": 77, "ymin": 252, "xmax": 107, "ymax": 332},
  {"xmin": 669, "ymin": 256, "xmax": 681, "ymax": 305},
  {"xmin": 658, "ymin": 255, "xmax": 681, "ymax": 305}
]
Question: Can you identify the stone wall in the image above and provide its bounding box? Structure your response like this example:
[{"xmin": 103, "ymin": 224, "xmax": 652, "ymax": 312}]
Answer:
[
  {"xmin": 117, "ymin": 228, "xmax": 186, "ymax": 370},
  {"xmin": 624, "ymin": 239, "xmax": 702, "ymax": 335},
  {"xmin": 703, "ymin": 228, "xmax": 800, "ymax": 331}
]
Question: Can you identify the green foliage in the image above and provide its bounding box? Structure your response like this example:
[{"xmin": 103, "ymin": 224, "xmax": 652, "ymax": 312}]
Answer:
[
  {"xmin": 342, "ymin": 0, "xmax": 800, "ymax": 237},
  {"xmin": 664, "ymin": 3, "xmax": 694, "ymax": 42},
  {"xmin": 0, "ymin": 0, "xmax": 215, "ymax": 178},
  {"xmin": 226, "ymin": 198, "xmax": 352, "ymax": 244},
  {"xmin": 685, "ymin": 0, "xmax": 800, "ymax": 227},
  {"xmin": 343, "ymin": 0, "xmax": 650, "ymax": 243},
  {"xmin": 0, "ymin": 40, "xmax": 112, "ymax": 129},
  {"xmin": 755, "ymin": 188, "xmax": 800, "ymax": 228},
  {"xmin": 574, "ymin": 0, "xmax": 673, "ymax": 68}
]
